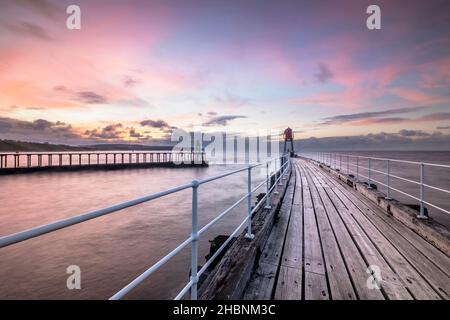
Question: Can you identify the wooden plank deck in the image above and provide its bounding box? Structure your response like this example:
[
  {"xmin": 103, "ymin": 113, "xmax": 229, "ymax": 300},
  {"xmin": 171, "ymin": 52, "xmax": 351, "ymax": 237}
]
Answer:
[{"xmin": 243, "ymin": 158, "xmax": 450, "ymax": 300}]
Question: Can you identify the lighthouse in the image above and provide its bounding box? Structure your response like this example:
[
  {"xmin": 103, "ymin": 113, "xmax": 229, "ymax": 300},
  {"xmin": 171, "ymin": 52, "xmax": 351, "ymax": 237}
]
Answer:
[{"xmin": 283, "ymin": 127, "xmax": 295, "ymax": 157}]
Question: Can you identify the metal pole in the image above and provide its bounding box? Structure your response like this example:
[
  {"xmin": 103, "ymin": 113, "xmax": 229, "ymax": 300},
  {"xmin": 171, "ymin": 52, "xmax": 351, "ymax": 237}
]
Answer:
[
  {"xmin": 368, "ymin": 158, "xmax": 372, "ymax": 189},
  {"xmin": 278, "ymin": 158, "xmax": 283, "ymax": 186},
  {"xmin": 274, "ymin": 160, "xmax": 279, "ymax": 194},
  {"xmin": 418, "ymin": 163, "xmax": 427, "ymax": 219},
  {"xmin": 190, "ymin": 180, "xmax": 199, "ymax": 299},
  {"xmin": 283, "ymin": 155, "xmax": 288, "ymax": 179},
  {"xmin": 347, "ymin": 155, "xmax": 349, "ymax": 175},
  {"xmin": 245, "ymin": 166, "xmax": 254, "ymax": 240},
  {"xmin": 265, "ymin": 161, "xmax": 271, "ymax": 209},
  {"xmin": 386, "ymin": 160, "xmax": 391, "ymax": 200},
  {"xmin": 356, "ymin": 157, "xmax": 359, "ymax": 180}
]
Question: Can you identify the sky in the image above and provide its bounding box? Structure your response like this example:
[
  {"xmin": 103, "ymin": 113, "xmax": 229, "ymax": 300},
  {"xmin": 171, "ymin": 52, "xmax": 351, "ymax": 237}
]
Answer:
[{"xmin": 0, "ymin": 0, "xmax": 449, "ymax": 149}]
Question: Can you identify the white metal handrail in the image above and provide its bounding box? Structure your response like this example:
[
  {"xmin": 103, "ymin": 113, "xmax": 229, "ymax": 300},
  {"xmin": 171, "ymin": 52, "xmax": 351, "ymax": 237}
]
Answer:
[
  {"xmin": 0, "ymin": 154, "xmax": 291, "ymax": 300},
  {"xmin": 304, "ymin": 152, "xmax": 450, "ymax": 218}
]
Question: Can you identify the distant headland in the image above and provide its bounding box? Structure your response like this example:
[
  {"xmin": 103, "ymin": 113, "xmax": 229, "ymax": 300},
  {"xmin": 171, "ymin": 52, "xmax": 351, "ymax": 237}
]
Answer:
[{"xmin": 0, "ymin": 139, "xmax": 173, "ymax": 152}]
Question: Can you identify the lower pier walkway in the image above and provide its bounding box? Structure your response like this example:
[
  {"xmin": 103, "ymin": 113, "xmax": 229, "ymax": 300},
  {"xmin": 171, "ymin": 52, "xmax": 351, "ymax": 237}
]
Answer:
[{"xmin": 243, "ymin": 158, "xmax": 450, "ymax": 300}]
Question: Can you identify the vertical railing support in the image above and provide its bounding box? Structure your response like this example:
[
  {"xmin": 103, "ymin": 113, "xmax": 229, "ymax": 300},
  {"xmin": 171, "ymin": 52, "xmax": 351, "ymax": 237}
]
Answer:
[
  {"xmin": 418, "ymin": 163, "xmax": 427, "ymax": 219},
  {"xmin": 347, "ymin": 155, "xmax": 349, "ymax": 175},
  {"xmin": 278, "ymin": 158, "xmax": 283, "ymax": 186},
  {"xmin": 274, "ymin": 160, "xmax": 280, "ymax": 194},
  {"xmin": 190, "ymin": 180, "xmax": 199, "ymax": 299},
  {"xmin": 356, "ymin": 157, "xmax": 359, "ymax": 180},
  {"xmin": 368, "ymin": 158, "xmax": 372, "ymax": 189},
  {"xmin": 386, "ymin": 160, "xmax": 391, "ymax": 200},
  {"xmin": 245, "ymin": 166, "xmax": 254, "ymax": 240},
  {"xmin": 265, "ymin": 161, "xmax": 272, "ymax": 209},
  {"xmin": 283, "ymin": 156, "xmax": 288, "ymax": 179}
]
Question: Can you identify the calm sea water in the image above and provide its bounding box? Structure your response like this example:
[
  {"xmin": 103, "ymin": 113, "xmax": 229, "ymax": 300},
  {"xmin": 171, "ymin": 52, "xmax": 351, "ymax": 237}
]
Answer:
[
  {"xmin": 0, "ymin": 151, "xmax": 449, "ymax": 299},
  {"xmin": 0, "ymin": 162, "xmax": 272, "ymax": 299}
]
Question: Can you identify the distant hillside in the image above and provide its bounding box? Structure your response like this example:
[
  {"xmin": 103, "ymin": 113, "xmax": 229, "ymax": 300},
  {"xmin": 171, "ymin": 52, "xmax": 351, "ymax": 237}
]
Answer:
[
  {"xmin": 0, "ymin": 139, "xmax": 174, "ymax": 152},
  {"xmin": 87, "ymin": 144, "xmax": 174, "ymax": 151},
  {"xmin": 0, "ymin": 140, "xmax": 91, "ymax": 152}
]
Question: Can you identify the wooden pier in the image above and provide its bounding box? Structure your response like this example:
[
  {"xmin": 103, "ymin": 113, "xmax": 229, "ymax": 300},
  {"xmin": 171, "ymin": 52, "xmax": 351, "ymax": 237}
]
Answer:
[
  {"xmin": 0, "ymin": 151, "xmax": 207, "ymax": 175},
  {"xmin": 200, "ymin": 158, "xmax": 450, "ymax": 300}
]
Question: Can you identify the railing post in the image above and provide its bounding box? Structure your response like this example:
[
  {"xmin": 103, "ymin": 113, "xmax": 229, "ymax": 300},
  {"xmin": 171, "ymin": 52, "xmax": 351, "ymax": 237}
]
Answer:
[
  {"xmin": 368, "ymin": 158, "xmax": 372, "ymax": 189},
  {"xmin": 265, "ymin": 161, "xmax": 272, "ymax": 209},
  {"xmin": 386, "ymin": 160, "xmax": 391, "ymax": 200},
  {"xmin": 347, "ymin": 155, "xmax": 349, "ymax": 175},
  {"xmin": 278, "ymin": 158, "xmax": 283, "ymax": 186},
  {"xmin": 356, "ymin": 156, "xmax": 359, "ymax": 180},
  {"xmin": 190, "ymin": 180, "xmax": 199, "ymax": 299},
  {"xmin": 339, "ymin": 154, "xmax": 342, "ymax": 171},
  {"xmin": 274, "ymin": 160, "xmax": 280, "ymax": 194},
  {"xmin": 245, "ymin": 166, "xmax": 254, "ymax": 240},
  {"xmin": 418, "ymin": 163, "xmax": 427, "ymax": 219}
]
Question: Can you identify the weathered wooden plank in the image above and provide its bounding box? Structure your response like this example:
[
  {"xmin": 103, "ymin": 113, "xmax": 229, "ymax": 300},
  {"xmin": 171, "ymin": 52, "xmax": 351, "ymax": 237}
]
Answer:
[
  {"xmin": 335, "ymin": 193, "xmax": 449, "ymax": 298},
  {"xmin": 260, "ymin": 173, "xmax": 296, "ymax": 266},
  {"xmin": 279, "ymin": 207, "xmax": 303, "ymax": 269},
  {"xmin": 304, "ymin": 271, "xmax": 329, "ymax": 300},
  {"xmin": 308, "ymin": 162, "xmax": 446, "ymax": 300},
  {"xmin": 299, "ymin": 162, "xmax": 329, "ymax": 300},
  {"xmin": 244, "ymin": 172, "xmax": 297, "ymax": 299},
  {"xmin": 199, "ymin": 169, "xmax": 293, "ymax": 299},
  {"xmin": 273, "ymin": 164, "xmax": 303, "ymax": 298},
  {"xmin": 301, "ymin": 166, "xmax": 325, "ymax": 275},
  {"xmin": 243, "ymin": 262, "xmax": 278, "ymax": 300},
  {"xmin": 243, "ymin": 169, "xmax": 296, "ymax": 299},
  {"xmin": 306, "ymin": 162, "xmax": 415, "ymax": 300},
  {"xmin": 292, "ymin": 165, "xmax": 303, "ymax": 208},
  {"xmin": 326, "ymin": 194, "xmax": 442, "ymax": 298},
  {"xmin": 302, "ymin": 165, "xmax": 357, "ymax": 300},
  {"xmin": 368, "ymin": 204, "xmax": 450, "ymax": 277},
  {"xmin": 297, "ymin": 161, "xmax": 384, "ymax": 300},
  {"xmin": 274, "ymin": 266, "xmax": 302, "ymax": 300}
]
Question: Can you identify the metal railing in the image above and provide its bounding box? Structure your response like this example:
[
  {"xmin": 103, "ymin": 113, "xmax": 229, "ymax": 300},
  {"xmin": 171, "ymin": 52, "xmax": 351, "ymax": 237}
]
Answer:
[
  {"xmin": 303, "ymin": 152, "xmax": 450, "ymax": 219},
  {"xmin": 0, "ymin": 154, "xmax": 291, "ymax": 300}
]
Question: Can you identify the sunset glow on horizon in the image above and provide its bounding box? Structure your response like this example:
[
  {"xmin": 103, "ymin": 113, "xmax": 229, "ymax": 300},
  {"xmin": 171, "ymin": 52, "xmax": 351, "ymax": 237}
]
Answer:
[{"xmin": 1, "ymin": 0, "xmax": 449, "ymax": 148}]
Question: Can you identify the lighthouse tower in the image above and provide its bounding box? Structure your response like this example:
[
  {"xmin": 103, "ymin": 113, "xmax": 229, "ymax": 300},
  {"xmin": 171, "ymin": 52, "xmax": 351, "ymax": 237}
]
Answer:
[{"xmin": 283, "ymin": 127, "xmax": 295, "ymax": 157}]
